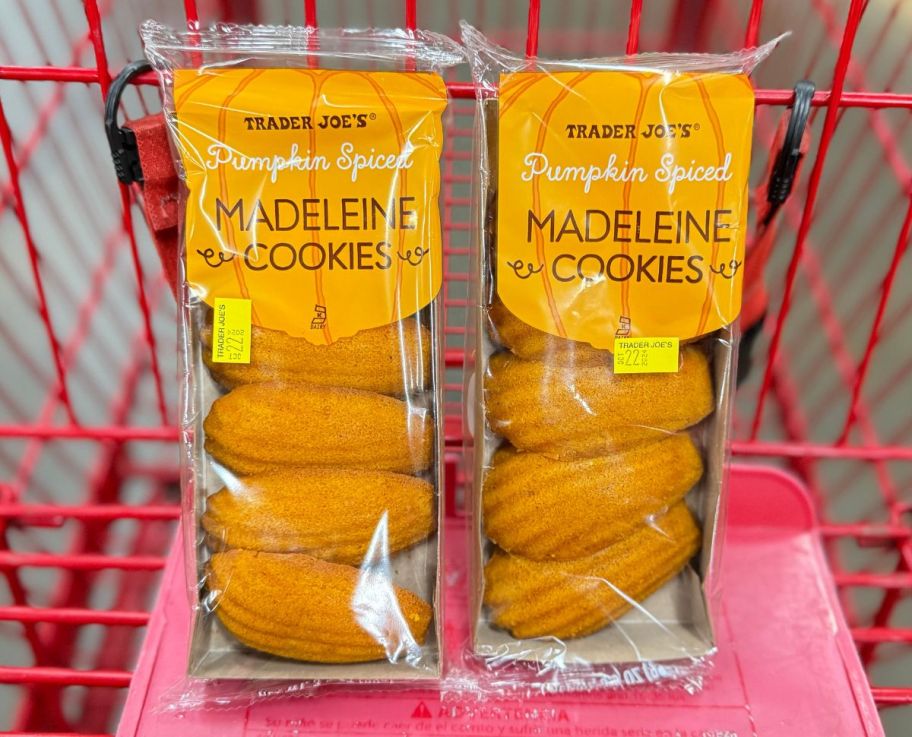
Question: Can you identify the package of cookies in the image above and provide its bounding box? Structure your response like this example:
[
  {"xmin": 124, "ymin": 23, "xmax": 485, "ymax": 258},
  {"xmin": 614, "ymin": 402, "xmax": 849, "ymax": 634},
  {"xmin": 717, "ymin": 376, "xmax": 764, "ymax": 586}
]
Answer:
[
  {"xmin": 142, "ymin": 22, "xmax": 462, "ymax": 685},
  {"xmin": 461, "ymin": 23, "xmax": 781, "ymax": 686}
]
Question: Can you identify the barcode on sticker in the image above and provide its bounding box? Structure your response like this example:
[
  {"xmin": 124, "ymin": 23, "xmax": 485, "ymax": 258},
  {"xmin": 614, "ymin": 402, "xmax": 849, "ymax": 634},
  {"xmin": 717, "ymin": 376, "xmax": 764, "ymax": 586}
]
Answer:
[
  {"xmin": 212, "ymin": 298, "xmax": 251, "ymax": 364},
  {"xmin": 614, "ymin": 337, "xmax": 680, "ymax": 374}
]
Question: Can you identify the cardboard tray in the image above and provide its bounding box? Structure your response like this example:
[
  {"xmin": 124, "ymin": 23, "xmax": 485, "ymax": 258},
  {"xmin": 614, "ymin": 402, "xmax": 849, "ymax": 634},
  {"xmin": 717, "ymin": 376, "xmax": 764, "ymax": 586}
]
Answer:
[
  {"xmin": 469, "ymin": 333, "xmax": 733, "ymax": 664},
  {"xmin": 185, "ymin": 302, "xmax": 447, "ymax": 681},
  {"xmin": 117, "ymin": 465, "xmax": 883, "ymax": 737}
]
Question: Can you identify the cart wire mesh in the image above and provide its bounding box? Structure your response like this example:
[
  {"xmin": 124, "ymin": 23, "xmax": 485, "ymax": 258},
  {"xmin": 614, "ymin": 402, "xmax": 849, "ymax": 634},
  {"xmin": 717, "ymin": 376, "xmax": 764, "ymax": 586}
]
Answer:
[{"xmin": 0, "ymin": 0, "xmax": 910, "ymax": 734}]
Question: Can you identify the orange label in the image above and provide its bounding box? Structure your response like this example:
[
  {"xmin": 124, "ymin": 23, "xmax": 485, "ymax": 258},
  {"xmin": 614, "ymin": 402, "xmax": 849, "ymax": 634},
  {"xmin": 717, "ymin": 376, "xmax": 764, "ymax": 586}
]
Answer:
[
  {"xmin": 173, "ymin": 69, "xmax": 447, "ymax": 344},
  {"xmin": 497, "ymin": 71, "xmax": 755, "ymax": 346}
]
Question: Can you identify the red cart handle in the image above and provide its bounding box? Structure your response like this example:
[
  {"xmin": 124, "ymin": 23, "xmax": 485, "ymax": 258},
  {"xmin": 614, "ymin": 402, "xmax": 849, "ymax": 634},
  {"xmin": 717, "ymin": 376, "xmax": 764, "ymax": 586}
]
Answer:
[{"xmin": 105, "ymin": 61, "xmax": 180, "ymax": 296}]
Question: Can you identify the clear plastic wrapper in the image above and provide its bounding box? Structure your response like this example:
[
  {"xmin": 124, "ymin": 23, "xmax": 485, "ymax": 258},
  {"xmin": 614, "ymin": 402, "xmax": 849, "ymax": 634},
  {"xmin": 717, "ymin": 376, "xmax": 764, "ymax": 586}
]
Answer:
[
  {"xmin": 141, "ymin": 21, "xmax": 462, "ymax": 701},
  {"xmin": 460, "ymin": 22, "xmax": 782, "ymax": 693}
]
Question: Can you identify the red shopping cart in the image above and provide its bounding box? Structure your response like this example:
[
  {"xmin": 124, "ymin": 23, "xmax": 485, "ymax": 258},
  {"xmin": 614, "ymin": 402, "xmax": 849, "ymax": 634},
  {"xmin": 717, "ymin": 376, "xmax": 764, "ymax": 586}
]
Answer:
[{"xmin": 0, "ymin": 1, "xmax": 910, "ymax": 735}]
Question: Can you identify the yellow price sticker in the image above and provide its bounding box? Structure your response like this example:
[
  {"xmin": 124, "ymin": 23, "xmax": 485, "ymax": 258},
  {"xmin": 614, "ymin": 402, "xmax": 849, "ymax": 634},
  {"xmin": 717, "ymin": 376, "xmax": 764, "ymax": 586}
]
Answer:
[
  {"xmin": 211, "ymin": 298, "xmax": 251, "ymax": 364},
  {"xmin": 614, "ymin": 337, "xmax": 680, "ymax": 374}
]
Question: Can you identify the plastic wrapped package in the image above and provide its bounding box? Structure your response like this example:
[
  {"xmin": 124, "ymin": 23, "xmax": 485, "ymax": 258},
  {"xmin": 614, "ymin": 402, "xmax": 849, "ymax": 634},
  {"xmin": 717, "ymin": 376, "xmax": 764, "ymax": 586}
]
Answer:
[
  {"xmin": 141, "ymin": 21, "xmax": 462, "ymax": 692},
  {"xmin": 460, "ymin": 23, "xmax": 782, "ymax": 691}
]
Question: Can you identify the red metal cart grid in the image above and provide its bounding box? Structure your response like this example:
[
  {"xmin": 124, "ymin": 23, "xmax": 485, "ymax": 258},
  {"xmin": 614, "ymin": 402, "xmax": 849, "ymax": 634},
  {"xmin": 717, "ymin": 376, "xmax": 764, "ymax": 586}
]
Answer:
[{"xmin": 0, "ymin": 0, "xmax": 910, "ymax": 734}]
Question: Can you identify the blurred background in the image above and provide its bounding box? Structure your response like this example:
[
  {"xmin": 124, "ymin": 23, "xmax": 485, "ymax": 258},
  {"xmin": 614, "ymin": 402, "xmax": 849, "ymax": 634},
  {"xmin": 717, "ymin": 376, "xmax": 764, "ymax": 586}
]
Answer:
[{"xmin": 0, "ymin": 0, "xmax": 909, "ymax": 734}]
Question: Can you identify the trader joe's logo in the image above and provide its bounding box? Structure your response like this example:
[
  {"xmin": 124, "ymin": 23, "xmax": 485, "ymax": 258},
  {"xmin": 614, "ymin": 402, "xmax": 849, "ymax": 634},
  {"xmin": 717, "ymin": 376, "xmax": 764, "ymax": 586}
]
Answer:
[{"xmin": 243, "ymin": 111, "xmax": 377, "ymax": 131}]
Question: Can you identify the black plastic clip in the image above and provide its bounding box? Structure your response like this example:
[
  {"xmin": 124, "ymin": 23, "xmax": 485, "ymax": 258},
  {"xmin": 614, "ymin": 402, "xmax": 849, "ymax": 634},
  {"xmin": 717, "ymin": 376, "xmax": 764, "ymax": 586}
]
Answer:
[
  {"xmin": 765, "ymin": 79, "xmax": 815, "ymax": 216},
  {"xmin": 104, "ymin": 60, "xmax": 152, "ymax": 185}
]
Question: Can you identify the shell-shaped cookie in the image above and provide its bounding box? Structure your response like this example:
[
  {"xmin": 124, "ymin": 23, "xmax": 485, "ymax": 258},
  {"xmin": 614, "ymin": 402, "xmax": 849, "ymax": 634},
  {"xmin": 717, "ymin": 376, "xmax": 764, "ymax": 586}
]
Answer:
[
  {"xmin": 483, "ymin": 502, "xmax": 701, "ymax": 639},
  {"xmin": 202, "ymin": 319, "xmax": 431, "ymax": 396},
  {"xmin": 203, "ymin": 468, "xmax": 435, "ymax": 564},
  {"xmin": 488, "ymin": 298, "xmax": 610, "ymax": 366},
  {"xmin": 484, "ymin": 346, "xmax": 713, "ymax": 458},
  {"xmin": 487, "ymin": 299, "xmax": 700, "ymax": 364},
  {"xmin": 483, "ymin": 434, "xmax": 703, "ymax": 560},
  {"xmin": 208, "ymin": 549, "xmax": 432, "ymax": 663},
  {"xmin": 204, "ymin": 382, "xmax": 434, "ymax": 475}
]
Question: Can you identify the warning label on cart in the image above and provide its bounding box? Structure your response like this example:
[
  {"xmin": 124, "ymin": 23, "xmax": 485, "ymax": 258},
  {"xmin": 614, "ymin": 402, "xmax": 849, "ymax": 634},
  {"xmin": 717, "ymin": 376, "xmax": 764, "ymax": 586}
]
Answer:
[{"xmin": 242, "ymin": 693, "xmax": 753, "ymax": 737}]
